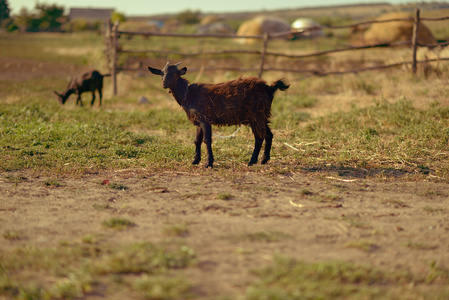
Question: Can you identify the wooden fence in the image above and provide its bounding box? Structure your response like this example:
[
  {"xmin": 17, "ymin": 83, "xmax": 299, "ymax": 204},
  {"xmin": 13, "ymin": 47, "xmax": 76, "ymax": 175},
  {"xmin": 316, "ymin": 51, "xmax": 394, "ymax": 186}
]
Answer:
[{"xmin": 104, "ymin": 9, "xmax": 449, "ymax": 95}]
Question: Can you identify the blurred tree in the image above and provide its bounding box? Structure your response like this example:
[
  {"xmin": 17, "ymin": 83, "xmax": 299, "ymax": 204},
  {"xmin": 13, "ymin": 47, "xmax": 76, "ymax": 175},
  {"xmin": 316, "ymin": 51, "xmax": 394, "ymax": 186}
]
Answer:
[
  {"xmin": 111, "ymin": 11, "xmax": 126, "ymax": 23},
  {"xmin": 176, "ymin": 9, "xmax": 201, "ymax": 24},
  {"xmin": 35, "ymin": 3, "xmax": 64, "ymax": 29},
  {"xmin": 0, "ymin": 0, "xmax": 10, "ymax": 25},
  {"xmin": 14, "ymin": 7, "xmax": 34, "ymax": 30},
  {"xmin": 13, "ymin": 3, "xmax": 64, "ymax": 31},
  {"xmin": 62, "ymin": 18, "xmax": 101, "ymax": 32}
]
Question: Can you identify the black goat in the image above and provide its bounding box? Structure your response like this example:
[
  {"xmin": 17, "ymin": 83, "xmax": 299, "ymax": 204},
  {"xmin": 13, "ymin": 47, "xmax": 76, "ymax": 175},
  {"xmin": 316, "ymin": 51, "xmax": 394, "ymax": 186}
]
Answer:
[
  {"xmin": 148, "ymin": 62, "xmax": 289, "ymax": 167},
  {"xmin": 54, "ymin": 70, "xmax": 110, "ymax": 107}
]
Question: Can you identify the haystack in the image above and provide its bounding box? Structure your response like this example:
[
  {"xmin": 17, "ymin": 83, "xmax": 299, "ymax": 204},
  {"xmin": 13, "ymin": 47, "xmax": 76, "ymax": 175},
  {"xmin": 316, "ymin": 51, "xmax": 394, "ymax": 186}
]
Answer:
[
  {"xmin": 200, "ymin": 15, "xmax": 222, "ymax": 25},
  {"xmin": 236, "ymin": 16, "xmax": 290, "ymax": 44},
  {"xmin": 363, "ymin": 12, "xmax": 436, "ymax": 46}
]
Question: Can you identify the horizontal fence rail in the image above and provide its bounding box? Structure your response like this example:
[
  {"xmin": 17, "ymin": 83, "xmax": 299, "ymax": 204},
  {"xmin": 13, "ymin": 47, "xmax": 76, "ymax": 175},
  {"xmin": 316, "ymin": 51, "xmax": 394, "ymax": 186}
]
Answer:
[{"xmin": 104, "ymin": 9, "xmax": 449, "ymax": 95}]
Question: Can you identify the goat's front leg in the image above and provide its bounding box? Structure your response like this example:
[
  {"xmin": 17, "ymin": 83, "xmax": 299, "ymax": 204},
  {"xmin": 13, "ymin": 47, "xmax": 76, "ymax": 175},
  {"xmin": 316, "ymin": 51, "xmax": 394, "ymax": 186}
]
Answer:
[
  {"xmin": 201, "ymin": 123, "xmax": 214, "ymax": 168},
  {"xmin": 249, "ymin": 136, "xmax": 263, "ymax": 166},
  {"xmin": 76, "ymin": 94, "xmax": 83, "ymax": 107},
  {"xmin": 192, "ymin": 126, "xmax": 203, "ymax": 165},
  {"xmin": 261, "ymin": 125, "xmax": 273, "ymax": 164},
  {"xmin": 90, "ymin": 91, "xmax": 96, "ymax": 106},
  {"xmin": 98, "ymin": 89, "xmax": 102, "ymax": 106}
]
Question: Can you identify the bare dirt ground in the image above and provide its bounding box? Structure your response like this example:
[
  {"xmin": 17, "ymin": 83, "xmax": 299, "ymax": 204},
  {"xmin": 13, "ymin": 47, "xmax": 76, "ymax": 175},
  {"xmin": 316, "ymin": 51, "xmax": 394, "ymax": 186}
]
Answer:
[
  {"xmin": 0, "ymin": 57, "xmax": 84, "ymax": 82},
  {"xmin": 1, "ymin": 57, "xmax": 449, "ymax": 298},
  {"xmin": 1, "ymin": 167, "xmax": 449, "ymax": 298}
]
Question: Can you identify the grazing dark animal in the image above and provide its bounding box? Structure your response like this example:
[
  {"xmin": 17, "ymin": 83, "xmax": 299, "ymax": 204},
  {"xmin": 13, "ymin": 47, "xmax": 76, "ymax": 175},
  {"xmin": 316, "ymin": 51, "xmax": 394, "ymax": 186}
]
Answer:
[
  {"xmin": 54, "ymin": 70, "xmax": 110, "ymax": 107},
  {"xmin": 148, "ymin": 62, "xmax": 289, "ymax": 167}
]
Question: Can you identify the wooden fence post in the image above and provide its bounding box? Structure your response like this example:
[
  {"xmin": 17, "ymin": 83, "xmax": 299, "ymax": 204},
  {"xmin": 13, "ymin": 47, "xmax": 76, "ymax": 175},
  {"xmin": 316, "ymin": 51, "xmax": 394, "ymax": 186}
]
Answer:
[
  {"xmin": 258, "ymin": 33, "xmax": 269, "ymax": 78},
  {"xmin": 103, "ymin": 19, "xmax": 112, "ymax": 74},
  {"xmin": 412, "ymin": 8, "xmax": 420, "ymax": 75},
  {"xmin": 111, "ymin": 21, "xmax": 119, "ymax": 96}
]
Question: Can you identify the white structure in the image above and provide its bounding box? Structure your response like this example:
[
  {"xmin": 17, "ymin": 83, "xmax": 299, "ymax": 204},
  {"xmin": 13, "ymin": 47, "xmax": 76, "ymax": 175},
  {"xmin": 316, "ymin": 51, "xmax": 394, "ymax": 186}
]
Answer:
[{"xmin": 291, "ymin": 18, "xmax": 324, "ymax": 38}]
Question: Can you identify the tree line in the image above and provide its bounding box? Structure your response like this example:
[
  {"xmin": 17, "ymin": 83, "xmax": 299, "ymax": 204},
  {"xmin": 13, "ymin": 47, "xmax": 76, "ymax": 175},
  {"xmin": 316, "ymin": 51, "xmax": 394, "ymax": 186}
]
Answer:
[{"xmin": 0, "ymin": 0, "xmax": 127, "ymax": 32}]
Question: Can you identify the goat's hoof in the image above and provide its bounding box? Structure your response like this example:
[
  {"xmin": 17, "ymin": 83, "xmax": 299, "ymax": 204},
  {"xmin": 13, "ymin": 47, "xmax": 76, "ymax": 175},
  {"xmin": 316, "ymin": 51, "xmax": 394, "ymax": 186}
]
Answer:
[
  {"xmin": 192, "ymin": 160, "xmax": 200, "ymax": 165},
  {"xmin": 248, "ymin": 161, "xmax": 257, "ymax": 166},
  {"xmin": 261, "ymin": 157, "xmax": 270, "ymax": 164},
  {"xmin": 205, "ymin": 164, "xmax": 213, "ymax": 168}
]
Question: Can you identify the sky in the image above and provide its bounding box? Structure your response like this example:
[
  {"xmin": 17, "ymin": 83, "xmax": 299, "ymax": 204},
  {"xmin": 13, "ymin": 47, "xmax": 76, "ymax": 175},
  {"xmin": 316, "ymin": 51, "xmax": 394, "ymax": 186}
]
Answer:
[{"xmin": 8, "ymin": 0, "xmax": 410, "ymax": 16}]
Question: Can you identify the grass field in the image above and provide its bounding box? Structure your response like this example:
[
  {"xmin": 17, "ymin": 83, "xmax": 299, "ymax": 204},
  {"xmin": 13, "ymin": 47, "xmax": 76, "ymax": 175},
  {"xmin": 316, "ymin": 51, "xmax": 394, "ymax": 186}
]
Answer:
[{"xmin": 1, "ymin": 29, "xmax": 449, "ymax": 299}]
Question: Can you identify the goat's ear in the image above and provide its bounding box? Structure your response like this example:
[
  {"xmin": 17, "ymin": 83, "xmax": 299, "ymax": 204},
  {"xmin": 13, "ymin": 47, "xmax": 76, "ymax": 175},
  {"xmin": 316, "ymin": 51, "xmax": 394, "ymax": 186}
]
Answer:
[
  {"xmin": 53, "ymin": 91, "xmax": 61, "ymax": 97},
  {"xmin": 178, "ymin": 67, "xmax": 187, "ymax": 76},
  {"xmin": 148, "ymin": 66, "xmax": 162, "ymax": 76}
]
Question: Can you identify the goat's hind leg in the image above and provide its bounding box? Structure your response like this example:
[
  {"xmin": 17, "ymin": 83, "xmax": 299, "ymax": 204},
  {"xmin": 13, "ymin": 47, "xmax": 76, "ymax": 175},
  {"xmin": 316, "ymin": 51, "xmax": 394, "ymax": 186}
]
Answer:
[
  {"xmin": 248, "ymin": 124, "xmax": 264, "ymax": 166},
  {"xmin": 192, "ymin": 126, "xmax": 203, "ymax": 165},
  {"xmin": 261, "ymin": 125, "xmax": 273, "ymax": 164}
]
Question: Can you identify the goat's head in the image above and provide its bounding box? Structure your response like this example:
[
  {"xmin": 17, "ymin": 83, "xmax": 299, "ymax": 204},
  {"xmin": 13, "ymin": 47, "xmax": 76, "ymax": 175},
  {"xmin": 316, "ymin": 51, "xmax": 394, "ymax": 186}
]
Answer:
[
  {"xmin": 53, "ymin": 91, "xmax": 68, "ymax": 104},
  {"xmin": 148, "ymin": 62, "xmax": 187, "ymax": 89}
]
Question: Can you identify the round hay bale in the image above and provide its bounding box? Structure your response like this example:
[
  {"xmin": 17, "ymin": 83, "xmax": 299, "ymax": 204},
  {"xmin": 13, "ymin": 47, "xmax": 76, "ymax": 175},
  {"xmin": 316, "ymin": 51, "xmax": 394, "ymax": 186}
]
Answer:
[
  {"xmin": 200, "ymin": 15, "xmax": 222, "ymax": 25},
  {"xmin": 161, "ymin": 19, "xmax": 181, "ymax": 33},
  {"xmin": 291, "ymin": 18, "xmax": 324, "ymax": 38},
  {"xmin": 236, "ymin": 16, "xmax": 290, "ymax": 44},
  {"xmin": 363, "ymin": 12, "xmax": 436, "ymax": 46}
]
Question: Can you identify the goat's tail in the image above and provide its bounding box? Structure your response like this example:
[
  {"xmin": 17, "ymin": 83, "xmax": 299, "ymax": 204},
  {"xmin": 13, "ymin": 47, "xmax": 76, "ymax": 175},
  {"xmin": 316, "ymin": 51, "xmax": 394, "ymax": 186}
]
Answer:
[{"xmin": 269, "ymin": 79, "xmax": 290, "ymax": 95}]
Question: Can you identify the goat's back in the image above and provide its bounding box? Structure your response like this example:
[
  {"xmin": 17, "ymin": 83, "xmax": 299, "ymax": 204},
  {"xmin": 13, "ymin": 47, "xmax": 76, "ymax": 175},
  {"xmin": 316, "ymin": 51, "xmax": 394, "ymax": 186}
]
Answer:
[
  {"xmin": 185, "ymin": 77, "xmax": 275, "ymax": 126},
  {"xmin": 69, "ymin": 70, "xmax": 104, "ymax": 92}
]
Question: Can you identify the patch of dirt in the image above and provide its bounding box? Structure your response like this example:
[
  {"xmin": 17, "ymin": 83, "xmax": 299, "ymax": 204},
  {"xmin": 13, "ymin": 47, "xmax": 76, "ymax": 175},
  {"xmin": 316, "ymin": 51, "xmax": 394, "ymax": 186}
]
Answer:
[
  {"xmin": 1, "ymin": 168, "xmax": 448, "ymax": 298},
  {"xmin": 0, "ymin": 57, "xmax": 85, "ymax": 81}
]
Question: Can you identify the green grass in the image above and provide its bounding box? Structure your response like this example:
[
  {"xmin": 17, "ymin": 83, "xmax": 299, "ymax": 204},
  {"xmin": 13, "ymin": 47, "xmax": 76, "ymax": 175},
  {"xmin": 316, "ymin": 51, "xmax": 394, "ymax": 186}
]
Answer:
[
  {"xmin": 4, "ymin": 175, "xmax": 27, "ymax": 184},
  {"xmin": 163, "ymin": 224, "xmax": 190, "ymax": 237},
  {"xmin": 133, "ymin": 274, "xmax": 193, "ymax": 299},
  {"xmin": 246, "ymin": 255, "xmax": 449, "ymax": 299},
  {"xmin": 2, "ymin": 32, "xmax": 449, "ymax": 178},
  {"xmin": 282, "ymin": 98, "xmax": 449, "ymax": 178},
  {"xmin": 44, "ymin": 179, "xmax": 64, "ymax": 187},
  {"xmin": 380, "ymin": 198, "xmax": 409, "ymax": 208},
  {"xmin": 404, "ymin": 241, "xmax": 438, "ymax": 250},
  {"xmin": 345, "ymin": 239, "xmax": 378, "ymax": 252},
  {"xmin": 225, "ymin": 231, "xmax": 291, "ymax": 243},
  {"xmin": 423, "ymin": 205, "xmax": 445, "ymax": 214},
  {"xmin": 0, "ymin": 101, "xmax": 193, "ymax": 174},
  {"xmin": 3, "ymin": 230, "xmax": 23, "ymax": 240},
  {"xmin": 0, "ymin": 242, "xmax": 196, "ymax": 299},
  {"xmin": 217, "ymin": 193, "xmax": 233, "ymax": 200},
  {"xmin": 102, "ymin": 218, "xmax": 136, "ymax": 230},
  {"xmin": 3, "ymin": 96, "xmax": 448, "ymax": 177},
  {"xmin": 108, "ymin": 182, "xmax": 129, "ymax": 190}
]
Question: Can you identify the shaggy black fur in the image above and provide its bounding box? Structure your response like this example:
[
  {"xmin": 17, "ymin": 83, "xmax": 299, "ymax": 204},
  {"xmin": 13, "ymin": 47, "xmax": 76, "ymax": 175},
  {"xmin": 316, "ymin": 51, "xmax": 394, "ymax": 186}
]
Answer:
[
  {"xmin": 54, "ymin": 70, "xmax": 110, "ymax": 107},
  {"xmin": 149, "ymin": 62, "xmax": 289, "ymax": 167}
]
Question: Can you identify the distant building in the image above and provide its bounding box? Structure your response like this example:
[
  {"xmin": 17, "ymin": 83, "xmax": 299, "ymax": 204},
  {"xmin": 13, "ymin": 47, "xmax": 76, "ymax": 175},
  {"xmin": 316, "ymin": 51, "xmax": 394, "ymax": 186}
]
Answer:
[{"xmin": 69, "ymin": 8, "xmax": 114, "ymax": 21}]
